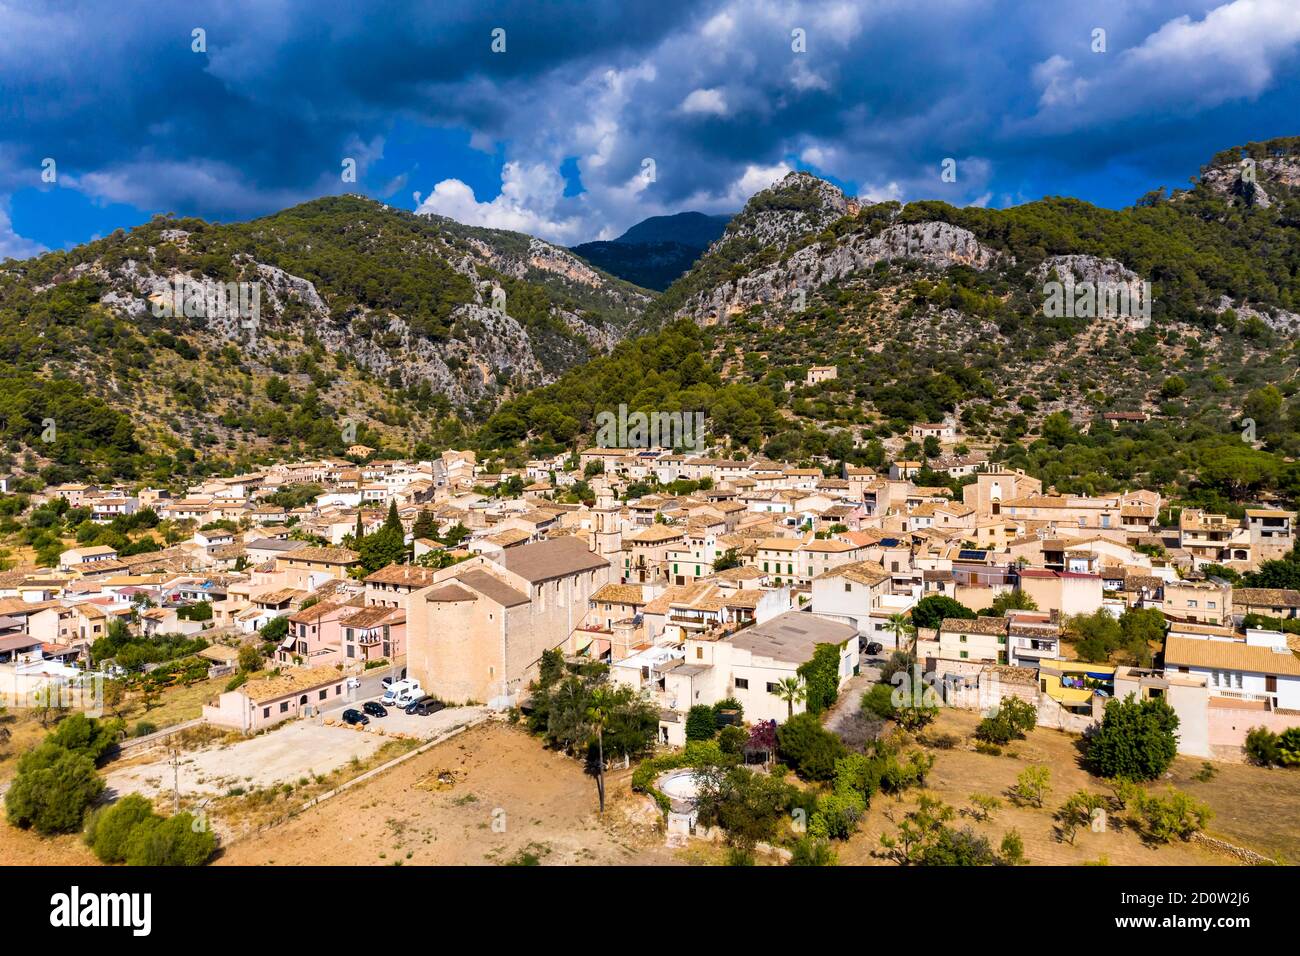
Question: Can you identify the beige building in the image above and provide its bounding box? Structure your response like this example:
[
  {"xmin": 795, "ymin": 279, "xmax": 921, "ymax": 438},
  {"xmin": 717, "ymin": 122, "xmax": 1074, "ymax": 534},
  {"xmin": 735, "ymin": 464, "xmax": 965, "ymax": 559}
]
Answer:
[
  {"xmin": 406, "ymin": 537, "xmax": 611, "ymax": 707},
  {"xmin": 920, "ymin": 616, "xmax": 1010, "ymax": 667},
  {"xmin": 202, "ymin": 666, "xmax": 348, "ymax": 733},
  {"xmin": 1163, "ymin": 579, "xmax": 1232, "ymax": 626},
  {"xmin": 274, "ymin": 546, "xmax": 360, "ymax": 589}
]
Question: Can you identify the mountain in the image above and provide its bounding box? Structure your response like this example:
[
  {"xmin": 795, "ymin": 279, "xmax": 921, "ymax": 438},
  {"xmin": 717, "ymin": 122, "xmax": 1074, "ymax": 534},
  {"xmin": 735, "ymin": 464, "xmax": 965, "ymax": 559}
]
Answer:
[
  {"xmin": 483, "ymin": 138, "xmax": 1300, "ymax": 505},
  {"xmin": 8, "ymin": 135, "xmax": 1300, "ymax": 505},
  {"xmin": 570, "ymin": 211, "xmax": 731, "ymax": 291},
  {"xmin": 0, "ymin": 195, "xmax": 651, "ymax": 485},
  {"xmin": 615, "ymin": 212, "xmax": 732, "ymax": 247}
]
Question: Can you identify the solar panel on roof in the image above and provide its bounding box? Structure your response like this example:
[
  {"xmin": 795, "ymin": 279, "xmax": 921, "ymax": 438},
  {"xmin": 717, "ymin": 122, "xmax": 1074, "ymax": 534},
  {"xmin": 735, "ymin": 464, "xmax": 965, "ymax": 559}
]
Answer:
[{"xmin": 958, "ymin": 550, "xmax": 987, "ymax": 560}]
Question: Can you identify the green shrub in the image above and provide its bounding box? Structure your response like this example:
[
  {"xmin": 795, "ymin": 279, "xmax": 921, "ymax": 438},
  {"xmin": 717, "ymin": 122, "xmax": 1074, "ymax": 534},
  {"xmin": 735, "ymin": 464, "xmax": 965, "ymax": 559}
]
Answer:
[
  {"xmin": 132, "ymin": 721, "xmax": 158, "ymax": 738},
  {"xmin": 776, "ymin": 712, "xmax": 846, "ymax": 781},
  {"xmin": 976, "ymin": 697, "xmax": 1037, "ymax": 745},
  {"xmin": 1245, "ymin": 727, "xmax": 1280, "ymax": 766},
  {"xmin": 1086, "ymin": 695, "xmax": 1179, "ymax": 781},
  {"xmin": 861, "ymin": 682, "xmax": 896, "ymax": 720},
  {"xmin": 1280, "ymin": 727, "xmax": 1300, "ymax": 766},
  {"xmin": 712, "ymin": 697, "xmax": 744, "ymax": 725},
  {"xmin": 121, "ymin": 812, "xmax": 216, "ymax": 866},
  {"xmin": 5, "ymin": 742, "xmax": 105, "ymax": 834},
  {"xmin": 789, "ymin": 837, "xmax": 837, "ymax": 866},
  {"xmin": 1130, "ymin": 788, "xmax": 1212, "ymax": 843},
  {"xmin": 85, "ymin": 794, "xmax": 156, "ymax": 863},
  {"xmin": 717, "ymin": 724, "xmax": 746, "ymax": 756},
  {"xmin": 685, "ymin": 705, "xmax": 718, "ymax": 741}
]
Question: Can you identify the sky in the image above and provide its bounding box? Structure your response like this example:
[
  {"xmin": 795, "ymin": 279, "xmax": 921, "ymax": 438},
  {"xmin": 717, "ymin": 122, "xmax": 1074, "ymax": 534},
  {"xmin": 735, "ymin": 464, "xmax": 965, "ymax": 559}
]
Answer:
[{"xmin": 1, "ymin": 0, "xmax": 1298, "ymax": 259}]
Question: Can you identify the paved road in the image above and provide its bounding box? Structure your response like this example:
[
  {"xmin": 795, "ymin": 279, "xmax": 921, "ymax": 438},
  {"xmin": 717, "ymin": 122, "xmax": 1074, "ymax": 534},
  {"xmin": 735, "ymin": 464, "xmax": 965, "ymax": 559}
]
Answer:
[{"xmin": 320, "ymin": 661, "xmax": 409, "ymax": 714}]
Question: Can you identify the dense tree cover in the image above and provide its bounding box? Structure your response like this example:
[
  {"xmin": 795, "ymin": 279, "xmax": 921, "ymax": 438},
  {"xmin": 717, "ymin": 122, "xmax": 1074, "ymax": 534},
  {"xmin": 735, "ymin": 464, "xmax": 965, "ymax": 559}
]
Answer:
[
  {"xmin": 1067, "ymin": 608, "xmax": 1164, "ymax": 666},
  {"xmin": 353, "ymin": 501, "xmax": 407, "ymax": 574},
  {"xmin": 90, "ymin": 619, "xmax": 208, "ymax": 673},
  {"xmin": 4, "ymin": 714, "xmax": 122, "ymax": 834},
  {"xmin": 526, "ymin": 650, "xmax": 659, "ymax": 762},
  {"xmin": 0, "ymin": 194, "xmax": 650, "ymax": 481},
  {"xmin": 476, "ymin": 319, "xmax": 781, "ymax": 457}
]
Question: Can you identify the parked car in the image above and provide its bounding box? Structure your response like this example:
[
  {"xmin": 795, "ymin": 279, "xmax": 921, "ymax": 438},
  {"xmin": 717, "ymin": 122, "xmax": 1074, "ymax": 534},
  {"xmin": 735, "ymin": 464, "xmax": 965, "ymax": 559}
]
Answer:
[
  {"xmin": 341, "ymin": 708, "xmax": 369, "ymax": 726},
  {"xmin": 865, "ymin": 641, "xmax": 883, "ymax": 657},
  {"xmin": 362, "ymin": 700, "xmax": 387, "ymax": 718},
  {"xmin": 346, "ymin": 677, "xmax": 361, "ymax": 690},
  {"xmin": 395, "ymin": 688, "xmax": 425, "ymax": 708},
  {"xmin": 404, "ymin": 696, "xmax": 445, "ymax": 716},
  {"xmin": 382, "ymin": 678, "xmax": 423, "ymax": 706}
]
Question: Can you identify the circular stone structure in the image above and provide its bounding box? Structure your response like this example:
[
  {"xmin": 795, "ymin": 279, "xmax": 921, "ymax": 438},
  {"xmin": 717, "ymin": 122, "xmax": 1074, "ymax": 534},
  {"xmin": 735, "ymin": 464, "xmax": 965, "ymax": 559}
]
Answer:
[{"xmin": 657, "ymin": 769, "xmax": 701, "ymax": 805}]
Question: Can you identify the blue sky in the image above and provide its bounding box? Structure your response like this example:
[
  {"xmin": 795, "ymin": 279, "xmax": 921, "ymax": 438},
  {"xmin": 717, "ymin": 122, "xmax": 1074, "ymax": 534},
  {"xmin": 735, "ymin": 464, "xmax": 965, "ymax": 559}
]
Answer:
[{"xmin": 1, "ymin": 0, "xmax": 1298, "ymax": 258}]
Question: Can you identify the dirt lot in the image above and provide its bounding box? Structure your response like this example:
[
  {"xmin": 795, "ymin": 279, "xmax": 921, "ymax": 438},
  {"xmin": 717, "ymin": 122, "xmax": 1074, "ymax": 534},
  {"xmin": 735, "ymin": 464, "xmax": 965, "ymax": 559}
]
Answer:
[
  {"xmin": 838, "ymin": 709, "xmax": 1298, "ymax": 866},
  {"xmin": 218, "ymin": 721, "xmax": 680, "ymax": 866},
  {"xmin": 106, "ymin": 706, "xmax": 487, "ymax": 800}
]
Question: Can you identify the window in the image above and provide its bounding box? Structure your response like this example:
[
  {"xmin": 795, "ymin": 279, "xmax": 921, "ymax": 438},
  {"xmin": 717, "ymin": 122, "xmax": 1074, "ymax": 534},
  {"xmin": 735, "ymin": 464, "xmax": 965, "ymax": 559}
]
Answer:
[
  {"xmin": 844, "ymin": 582, "xmax": 852, "ymax": 593},
  {"xmin": 959, "ymin": 651, "xmax": 968, "ymax": 659},
  {"xmin": 696, "ymin": 647, "xmax": 703, "ymax": 659},
  {"xmin": 1188, "ymin": 600, "xmax": 1198, "ymax": 609},
  {"xmin": 279, "ymin": 701, "xmax": 289, "ymax": 713},
  {"xmin": 734, "ymin": 678, "xmax": 749, "ymax": 690},
  {"xmin": 766, "ymin": 682, "xmax": 780, "ymax": 694},
  {"xmin": 319, "ymin": 690, "xmax": 327, "ymax": 701},
  {"xmin": 263, "ymin": 707, "xmax": 270, "ymax": 718}
]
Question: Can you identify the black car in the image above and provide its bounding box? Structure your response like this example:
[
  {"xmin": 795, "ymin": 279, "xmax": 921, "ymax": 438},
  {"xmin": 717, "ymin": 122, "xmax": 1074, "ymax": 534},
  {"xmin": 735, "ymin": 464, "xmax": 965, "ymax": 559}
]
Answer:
[
  {"xmin": 363, "ymin": 700, "xmax": 388, "ymax": 718},
  {"xmin": 865, "ymin": 641, "xmax": 884, "ymax": 657},
  {"xmin": 404, "ymin": 696, "xmax": 445, "ymax": 716},
  {"xmin": 341, "ymin": 708, "xmax": 369, "ymax": 726}
]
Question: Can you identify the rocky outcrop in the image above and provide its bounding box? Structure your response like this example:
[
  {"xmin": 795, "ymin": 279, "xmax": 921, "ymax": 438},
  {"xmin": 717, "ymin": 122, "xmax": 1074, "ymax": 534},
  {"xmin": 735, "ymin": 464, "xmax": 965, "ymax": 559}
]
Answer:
[
  {"xmin": 718, "ymin": 171, "xmax": 859, "ymax": 251},
  {"xmin": 1200, "ymin": 153, "xmax": 1300, "ymax": 210},
  {"xmin": 1214, "ymin": 294, "xmax": 1300, "ymax": 333},
  {"xmin": 681, "ymin": 220, "xmax": 1001, "ymax": 322}
]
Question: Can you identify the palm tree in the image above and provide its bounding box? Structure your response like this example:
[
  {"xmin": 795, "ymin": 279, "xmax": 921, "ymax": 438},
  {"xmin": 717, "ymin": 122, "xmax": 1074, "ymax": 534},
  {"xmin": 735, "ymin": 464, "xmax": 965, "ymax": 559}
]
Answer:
[
  {"xmin": 774, "ymin": 676, "xmax": 806, "ymax": 719},
  {"xmin": 585, "ymin": 686, "xmax": 613, "ymax": 814},
  {"xmin": 887, "ymin": 612, "xmax": 917, "ymax": 656}
]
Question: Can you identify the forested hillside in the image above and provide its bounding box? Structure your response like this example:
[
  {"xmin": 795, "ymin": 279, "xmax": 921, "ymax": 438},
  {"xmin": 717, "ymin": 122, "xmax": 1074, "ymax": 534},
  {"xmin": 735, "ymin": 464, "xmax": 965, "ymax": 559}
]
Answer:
[
  {"xmin": 0, "ymin": 196, "xmax": 650, "ymax": 486},
  {"xmin": 479, "ymin": 136, "xmax": 1300, "ymax": 513}
]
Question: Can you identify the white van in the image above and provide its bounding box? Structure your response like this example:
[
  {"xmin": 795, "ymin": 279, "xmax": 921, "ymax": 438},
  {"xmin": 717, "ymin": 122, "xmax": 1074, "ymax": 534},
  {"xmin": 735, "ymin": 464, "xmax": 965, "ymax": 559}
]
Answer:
[
  {"xmin": 394, "ymin": 686, "xmax": 424, "ymax": 708},
  {"xmin": 382, "ymin": 678, "xmax": 423, "ymax": 707}
]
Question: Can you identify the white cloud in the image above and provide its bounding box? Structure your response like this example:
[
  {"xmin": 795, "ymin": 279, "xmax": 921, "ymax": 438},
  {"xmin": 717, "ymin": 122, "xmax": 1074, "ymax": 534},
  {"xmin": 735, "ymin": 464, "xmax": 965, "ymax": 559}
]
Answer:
[
  {"xmin": 0, "ymin": 198, "xmax": 46, "ymax": 260},
  {"xmin": 680, "ymin": 87, "xmax": 729, "ymax": 116},
  {"xmin": 790, "ymin": 58, "xmax": 830, "ymax": 92},
  {"xmin": 415, "ymin": 162, "xmax": 588, "ymax": 244},
  {"xmin": 1028, "ymin": 0, "xmax": 1300, "ymax": 127}
]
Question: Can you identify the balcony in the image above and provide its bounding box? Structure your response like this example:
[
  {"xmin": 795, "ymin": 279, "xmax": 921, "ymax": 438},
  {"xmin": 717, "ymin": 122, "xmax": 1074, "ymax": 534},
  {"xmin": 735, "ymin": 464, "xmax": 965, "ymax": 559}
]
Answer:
[{"xmin": 667, "ymin": 613, "xmax": 711, "ymax": 629}]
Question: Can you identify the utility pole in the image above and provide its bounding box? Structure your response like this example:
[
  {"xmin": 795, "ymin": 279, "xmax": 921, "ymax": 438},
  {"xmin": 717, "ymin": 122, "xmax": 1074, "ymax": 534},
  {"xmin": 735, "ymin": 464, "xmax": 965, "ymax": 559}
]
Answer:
[{"xmin": 169, "ymin": 741, "xmax": 180, "ymax": 814}]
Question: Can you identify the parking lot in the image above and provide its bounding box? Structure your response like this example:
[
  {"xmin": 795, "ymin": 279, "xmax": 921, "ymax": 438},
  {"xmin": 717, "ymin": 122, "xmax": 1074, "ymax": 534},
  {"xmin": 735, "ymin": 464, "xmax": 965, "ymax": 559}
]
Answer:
[
  {"xmin": 328, "ymin": 694, "xmax": 474, "ymax": 739},
  {"xmin": 105, "ymin": 702, "xmax": 487, "ymax": 799}
]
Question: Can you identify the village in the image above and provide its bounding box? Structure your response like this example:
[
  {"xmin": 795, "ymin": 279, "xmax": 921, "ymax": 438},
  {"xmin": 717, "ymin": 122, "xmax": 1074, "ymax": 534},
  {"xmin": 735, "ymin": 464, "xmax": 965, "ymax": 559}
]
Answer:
[{"xmin": 3, "ymin": 423, "xmax": 1297, "ymax": 762}]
